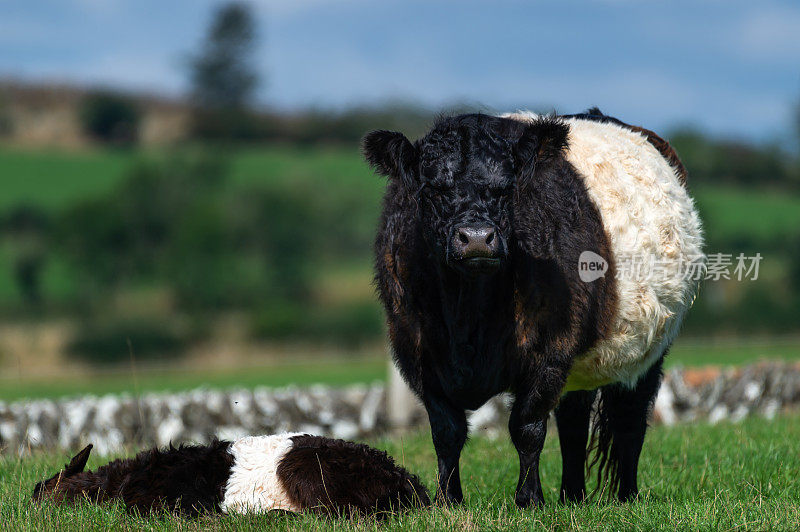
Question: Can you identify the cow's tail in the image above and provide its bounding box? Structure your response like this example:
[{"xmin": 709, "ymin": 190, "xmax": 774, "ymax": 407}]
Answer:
[
  {"xmin": 585, "ymin": 353, "xmax": 666, "ymax": 500},
  {"xmin": 585, "ymin": 393, "xmax": 620, "ymax": 499}
]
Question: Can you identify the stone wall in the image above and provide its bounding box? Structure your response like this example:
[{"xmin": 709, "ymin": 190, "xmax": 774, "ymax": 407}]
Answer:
[{"xmin": 2, "ymin": 362, "xmax": 799, "ymax": 456}]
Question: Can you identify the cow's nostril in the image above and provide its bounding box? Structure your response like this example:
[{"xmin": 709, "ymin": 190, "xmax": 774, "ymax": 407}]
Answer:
[{"xmin": 453, "ymin": 226, "xmax": 501, "ymax": 261}]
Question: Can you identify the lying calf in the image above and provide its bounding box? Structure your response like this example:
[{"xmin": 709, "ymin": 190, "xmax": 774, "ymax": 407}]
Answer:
[{"xmin": 33, "ymin": 433, "xmax": 430, "ymax": 517}]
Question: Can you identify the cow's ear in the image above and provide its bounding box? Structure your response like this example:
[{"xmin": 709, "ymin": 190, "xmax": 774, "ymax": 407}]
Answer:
[
  {"xmin": 514, "ymin": 118, "xmax": 569, "ymax": 178},
  {"xmin": 362, "ymin": 130, "xmax": 418, "ymax": 187}
]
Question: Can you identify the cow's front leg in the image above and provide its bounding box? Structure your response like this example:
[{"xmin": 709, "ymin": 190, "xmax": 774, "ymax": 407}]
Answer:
[
  {"xmin": 509, "ymin": 358, "xmax": 571, "ymax": 508},
  {"xmin": 508, "ymin": 398, "xmax": 548, "ymax": 508},
  {"xmin": 424, "ymin": 395, "xmax": 467, "ymax": 505}
]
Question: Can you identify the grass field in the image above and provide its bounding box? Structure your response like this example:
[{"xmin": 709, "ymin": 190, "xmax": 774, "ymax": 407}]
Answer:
[
  {"xmin": 0, "ymin": 144, "xmax": 387, "ymax": 307},
  {"xmin": 2, "ymin": 144, "xmax": 800, "ymax": 400},
  {"xmin": 0, "ymin": 146, "xmax": 136, "ymax": 211},
  {"xmin": 0, "ymin": 144, "xmax": 384, "ymax": 211},
  {"xmin": 2, "ymin": 144, "xmax": 799, "ymax": 240},
  {"xmin": 1, "ymin": 337, "xmax": 799, "ymax": 402},
  {"xmin": 0, "ymin": 143, "xmax": 798, "ymax": 312},
  {"xmin": 2, "ymin": 413, "xmax": 798, "ymax": 531},
  {"xmin": 0, "ymin": 355, "xmax": 388, "ymax": 401}
]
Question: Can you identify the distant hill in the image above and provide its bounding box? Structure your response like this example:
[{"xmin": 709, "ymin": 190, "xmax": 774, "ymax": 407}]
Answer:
[
  {"xmin": 0, "ymin": 80, "xmax": 190, "ymax": 148},
  {"xmin": 0, "ymin": 79, "xmax": 445, "ymax": 148}
]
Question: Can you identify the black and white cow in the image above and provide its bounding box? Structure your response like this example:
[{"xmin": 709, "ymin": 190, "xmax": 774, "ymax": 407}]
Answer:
[
  {"xmin": 33, "ymin": 434, "xmax": 429, "ymax": 516},
  {"xmin": 364, "ymin": 108, "xmax": 704, "ymax": 507}
]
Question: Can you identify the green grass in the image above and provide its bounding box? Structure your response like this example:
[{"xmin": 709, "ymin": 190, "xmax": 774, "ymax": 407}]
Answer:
[
  {"xmin": 229, "ymin": 144, "xmax": 382, "ymax": 193},
  {"xmin": 0, "ymin": 144, "xmax": 383, "ymax": 212},
  {"xmin": 3, "ymin": 145, "xmax": 799, "ymax": 237},
  {"xmin": 1, "ymin": 144, "xmax": 799, "ymax": 402},
  {"xmin": 2, "ymin": 413, "xmax": 798, "ymax": 530},
  {"xmin": 0, "ymin": 356, "xmax": 387, "ymax": 402},
  {"xmin": 2, "ymin": 337, "xmax": 799, "ymax": 402},
  {"xmin": 0, "ymin": 144, "xmax": 385, "ymax": 307},
  {"xmin": 667, "ymin": 337, "xmax": 800, "ymax": 368},
  {"xmin": 0, "ymin": 146, "xmax": 138, "ymax": 211},
  {"xmin": 693, "ymin": 183, "xmax": 800, "ymax": 243},
  {"xmin": 1, "ymin": 144, "xmax": 798, "ymax": 308}
]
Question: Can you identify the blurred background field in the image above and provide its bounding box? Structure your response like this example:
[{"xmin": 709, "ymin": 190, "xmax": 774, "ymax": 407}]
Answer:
[
  {"xmin": 3, "ymin": 339, "xmax": 800, "ymax": 402},
  {"xmin": 1, "ymin": 1, "xmax": 800, "ymax": 401}
]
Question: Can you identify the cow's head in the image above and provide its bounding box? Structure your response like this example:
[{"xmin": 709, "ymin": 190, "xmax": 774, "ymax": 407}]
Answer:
[{"xmin": 363, "ymin": 114, "xmax": 567, "ymax": 278}]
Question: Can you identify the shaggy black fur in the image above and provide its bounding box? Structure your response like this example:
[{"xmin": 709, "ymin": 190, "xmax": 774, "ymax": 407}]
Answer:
[
  {"xmin": 32, "ymin": 440, "xmax": 234, "ymax": 515},
  {"xmin": 276, "ymin": 434, "xmax": 430, "ymax": 517},
  {"xmin": 554, "ymin": 389, "xmax": 597, "ymax": 502},
  {"xmin": 33, "ymin": 435, "xmax": 430, "ymax": 518},
  {"xmin": 364, "ymin": 113, "xmax": 620, "ymax": 507}
]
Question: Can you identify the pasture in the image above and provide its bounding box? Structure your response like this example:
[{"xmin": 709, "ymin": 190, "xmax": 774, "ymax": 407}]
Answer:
[
  {"xmin": 3, "ymin": 144, "xmax": 800, "ymax": 234},
  {"xmin": 2, "ymin": 337, "xmax": 800, "ymax": 401},
  {"xmin": 2, "ymin": 412, "xmax": 798, "ymax": 531},
  {"xmin": 1, "ymin": 143, "xmax": 799, "ymax": 308},
  {"xmin": 1, "ymin": 143, "xmax": 799, "ymax": 342},
  {"xmin": 2, "ymin": 144, "xmax": 799, "ymax": 530}
]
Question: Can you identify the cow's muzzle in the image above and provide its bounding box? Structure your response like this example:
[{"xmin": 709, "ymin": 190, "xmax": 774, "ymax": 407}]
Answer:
[{"xmin": 448, "ymin": 225, "xmax": 504, "ymax": 275}]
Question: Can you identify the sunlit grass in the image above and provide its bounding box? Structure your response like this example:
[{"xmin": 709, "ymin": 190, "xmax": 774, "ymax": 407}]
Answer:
[
  {"xmin": 0, "ymin": 353, "xmax": 387, "ymax": 401},
  {"xmin": 3, "ymin": 413, "xmax": 798, "ymax": 530}
]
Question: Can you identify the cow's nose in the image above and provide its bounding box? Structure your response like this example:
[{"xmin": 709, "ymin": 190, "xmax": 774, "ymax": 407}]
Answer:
[{"xmin": 453, "ymin": 226, "xmax": 499, "ymax": 258}]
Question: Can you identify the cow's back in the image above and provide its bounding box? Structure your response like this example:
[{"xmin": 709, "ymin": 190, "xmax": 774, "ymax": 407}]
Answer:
[{"xmin": 505, "ymin": 112, "xmax": 704, "ymax": 390}]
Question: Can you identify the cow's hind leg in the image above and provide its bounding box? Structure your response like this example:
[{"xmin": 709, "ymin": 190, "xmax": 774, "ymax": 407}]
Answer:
[
  {"xmin": 555, "ymin": 389, "xmax": 597, "ymax": 503},
  {"xmin": 593, "ymin": 354, "xmax": 665, "ymax": 502}
]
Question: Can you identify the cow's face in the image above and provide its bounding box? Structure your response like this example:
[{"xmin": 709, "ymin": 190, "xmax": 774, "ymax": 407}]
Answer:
[
  {"xmin": 363, "ymin": 115, "xmax": 567, "ymax": 278},
  {"xmin": 415, "ymin": 127, "xmax": 514, "ymax": 276}
]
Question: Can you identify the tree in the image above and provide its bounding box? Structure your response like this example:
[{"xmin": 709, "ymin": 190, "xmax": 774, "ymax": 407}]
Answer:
[
  {"xmin": 3, "ymin": 206, "xmax": 50, "ymax": 307},
  {"xmin": 189, "ymin": 2, "xmax": 259, "ymax": 139},
  {"xmin": 79, "ymin": 91, "xmax": 140, "ymax": 144}
]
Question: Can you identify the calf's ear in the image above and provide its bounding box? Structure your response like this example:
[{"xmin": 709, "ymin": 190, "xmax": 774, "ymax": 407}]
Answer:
[
  {"xmin": 514, "ymin": 118, "xmax": 569, "ymax": 179},
  {"xmin": 64, "ymin": 444, "xmax": 93, "ymax": 475},
  {"xmin": 362, "ymin": 130, "xmax": 418, "ymax": 188}
]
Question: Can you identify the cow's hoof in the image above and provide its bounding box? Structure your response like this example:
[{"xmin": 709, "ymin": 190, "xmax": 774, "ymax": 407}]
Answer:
[
  {"xmin": 435, "ymin": 490, "xmax": 464, "ymax": 507},
  {"xmin": 515, "ymin": 488, "xmax": 544, "ymax": 509},
  {"xmin": 559, "ymin": 486, "xmax": 587, "ymax": 504},
  {"xmin": 617, "ymin": 488, "xmax": 640, "ymax": 503}
]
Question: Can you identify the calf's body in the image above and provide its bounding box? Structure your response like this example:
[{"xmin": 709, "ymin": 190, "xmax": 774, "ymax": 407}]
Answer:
[
  {"xmin": 364, "ymin": 109, "xmax": 703, "ymax": 506},
  {"xmin": 33, "ymin": 434, "xmax": 429, "ymax": 516}
]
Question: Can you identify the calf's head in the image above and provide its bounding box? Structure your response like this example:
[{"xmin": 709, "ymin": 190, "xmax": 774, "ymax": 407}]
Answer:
[
  {"xmin": 32, "ymin": 444, "xmax": 93, "ymax": 502},
  {"xmin": 363, "ymin": 115, "xmax": 568, "ymax": 278}
]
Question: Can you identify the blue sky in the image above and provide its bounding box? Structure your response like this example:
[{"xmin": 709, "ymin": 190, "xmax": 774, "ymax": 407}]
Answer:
[{"xmin": 1, "ymin": 0, "xmax": 799, "ymax": 142}]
